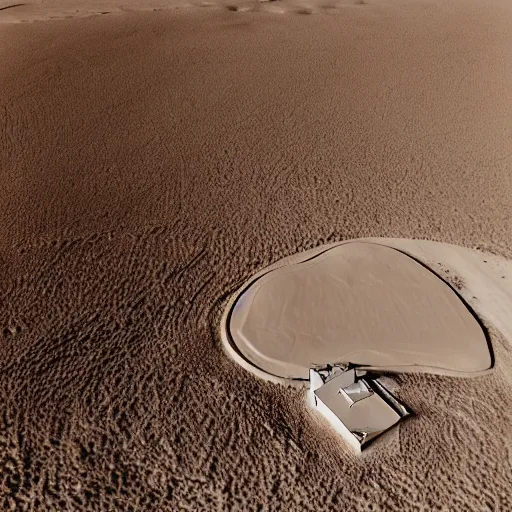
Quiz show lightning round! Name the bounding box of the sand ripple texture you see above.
[2,1,512,510]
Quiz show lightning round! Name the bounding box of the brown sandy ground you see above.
[1,2,512,510]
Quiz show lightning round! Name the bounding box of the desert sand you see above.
[226,241,492,380]
[2,0,512,510]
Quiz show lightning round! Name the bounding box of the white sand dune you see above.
[222,239,510,384]
[0,0,453,23]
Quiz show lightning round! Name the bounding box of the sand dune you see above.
[0,0,471,23]
[223,240,497,382]
[2,1,512,510]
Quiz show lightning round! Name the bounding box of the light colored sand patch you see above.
[0,0,370,22]
[222,239,500,382]
[367,238,512,351]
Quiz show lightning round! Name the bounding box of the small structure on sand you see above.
[221,240,492,452]
[309,365,409,452]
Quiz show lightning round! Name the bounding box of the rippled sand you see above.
[1,1,512,510]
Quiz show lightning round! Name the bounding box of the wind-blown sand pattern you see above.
[2,0,512,510]
[225,241,493,381]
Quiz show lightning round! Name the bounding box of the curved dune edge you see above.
[229,242,491,378]
[220,238,512,387]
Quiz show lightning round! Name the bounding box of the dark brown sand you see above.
[2,1,512,510]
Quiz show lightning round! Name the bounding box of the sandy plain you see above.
[1,0,512,510]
